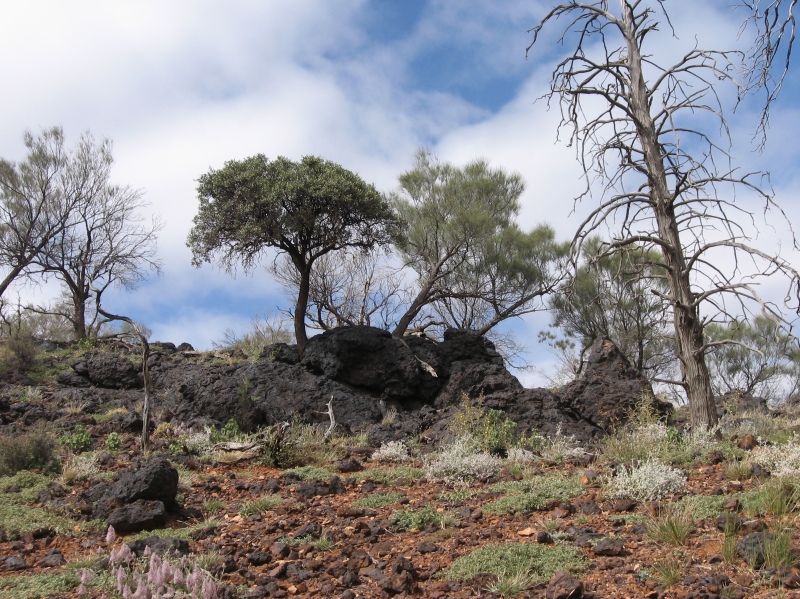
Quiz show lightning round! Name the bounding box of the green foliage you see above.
[105,432,121,452]
[0,573,77,599]
[60,425,92,453]
[544,236,673,378]
[651,557,684,587]
[0,427,58,476]
[646,505,696,546]
[705,316,800,402]
[188,154,398,350]
[0,334,39,375]
[239,495,284,517]
[449,394,518,454]
[484,475,583,516]
[481,409,517,454]
[212,418,242,442]
[0,472,79,538]
[392,505,454,531]
[739,477,800,518]
[390,149,568,336]
[444,542,587,584]
[352,492,404,509]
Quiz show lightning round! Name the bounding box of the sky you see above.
[1,1,799,386]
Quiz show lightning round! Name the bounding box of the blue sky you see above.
[1,1,799,385]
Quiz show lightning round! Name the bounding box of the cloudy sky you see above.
[1,1,799,384]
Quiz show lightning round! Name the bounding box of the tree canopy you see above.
[187,154,398,351]
[389,150,568,339]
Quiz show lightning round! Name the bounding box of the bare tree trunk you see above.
[72,296,87,340]
[622,4,718,429]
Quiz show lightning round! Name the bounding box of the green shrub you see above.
[646,505,695,545]
[392,505,454,531]
[60,425,92,453]
[481,409,517,454]
[282,465,333,481]
[0,335,39,375]
[239,495,284,517]
[353,492,404,509]
[444,542,587,584]
[484,475,583,516]
[0,427,58,476]
[105,432,121,452]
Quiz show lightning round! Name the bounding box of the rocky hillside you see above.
[0,328,798,599]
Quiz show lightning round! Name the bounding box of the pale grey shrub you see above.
[425,435,501,486]
[605,457,687,502]
[372,440,411,463]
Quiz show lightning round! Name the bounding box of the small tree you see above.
[187,155,398,352]
[31,132,162,340]
[390,150,567,338]
[273,248,410,332]
[705,316,800,401]
[0,128,96,299]
[546,237,675,379]
[528,1,800,428]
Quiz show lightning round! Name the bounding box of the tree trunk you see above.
[72,296,87,340]
[622,3,719,429]
[294,266,311,353]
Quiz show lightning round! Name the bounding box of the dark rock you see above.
[736,532,769,569]
[593,538,625,556]
[248,551,272,566]
[294,523,322,539]
[108,459,179,507]
[295,476,345,499]
[546,570,584,599]
[5,555,25,570]
[716,513,743,533]
[559,336,669,431]
[126,537,190,557]
[38,549,65,567]
[416,541,438,553]
[107,500,168,534]
[85,352,143,389]
[336,458,363,473]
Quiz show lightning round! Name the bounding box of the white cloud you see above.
[1,0,799,365]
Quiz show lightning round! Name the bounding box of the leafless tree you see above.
[0,128,98,299]
[740,0,798,141]
[95,300,154,452]
[273,248,411,332]
[30,133,162,340]
[528,1,800,428]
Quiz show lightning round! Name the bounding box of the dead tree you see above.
[94,301,154,452]
[528,1,800,428]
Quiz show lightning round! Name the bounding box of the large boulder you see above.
[107,500,168,534]
[301,326,439,401]
[60,352,142,390]
[559,337,668,431]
